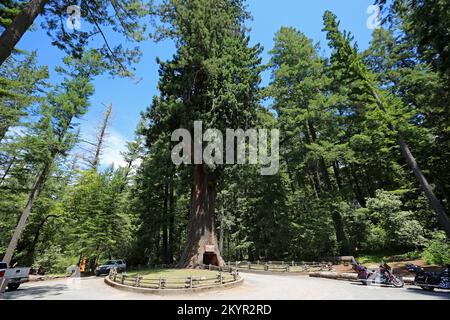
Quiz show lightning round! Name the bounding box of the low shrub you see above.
[421,232,450,266]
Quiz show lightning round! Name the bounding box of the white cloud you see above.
[5,126,27,138]
[101,128,128,169]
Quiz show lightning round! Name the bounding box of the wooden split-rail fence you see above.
[108,264,239,290]
[227,260,334,273]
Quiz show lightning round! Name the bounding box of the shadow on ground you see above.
[404,287,450,299]
[3,284,69,300]
[348,281,450,299]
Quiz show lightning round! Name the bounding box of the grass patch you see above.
[355,254,386,264]
[126,268,229,278]
[122,268,236,289]
[125,269,234,282]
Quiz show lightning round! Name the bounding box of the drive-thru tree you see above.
[144,0,262,267]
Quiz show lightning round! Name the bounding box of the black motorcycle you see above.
[406,264,450,291]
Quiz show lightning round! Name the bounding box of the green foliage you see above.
[362,190,426,251]
[0,51,49,142]
[0,0,23,30]
[377,0,450,79]
[2,3,449,271]
[62,169,133,260]
[31,245,76,274]
[41,0,154,77]
[422,232,450,266]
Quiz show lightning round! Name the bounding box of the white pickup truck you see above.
[0,261,31,291]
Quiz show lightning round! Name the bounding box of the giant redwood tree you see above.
[146,0,262,267]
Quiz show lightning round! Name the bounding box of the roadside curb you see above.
[28,275,69,282]
[308,271,415,284]
[104,276,244,295]
[28,275,99,282]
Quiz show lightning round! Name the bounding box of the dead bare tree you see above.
[83,104,112,170]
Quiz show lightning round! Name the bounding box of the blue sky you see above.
[16,0,376,168]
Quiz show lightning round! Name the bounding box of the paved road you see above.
[2,272,449,300]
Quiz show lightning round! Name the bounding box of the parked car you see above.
[0,261,31,291]
[95,260,126,276]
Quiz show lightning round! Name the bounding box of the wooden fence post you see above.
[135,275,141,287]
[120,274,124,284]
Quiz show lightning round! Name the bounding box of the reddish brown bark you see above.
[179,164,224,267]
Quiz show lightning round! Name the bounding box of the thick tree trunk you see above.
[284,159,297,193]
[308,120,349,254]
[0,0,48,66]
[2,161,51,265]
[168,181,175,264]
[370,88,450,238]
[162,183,169,263]
[179,164,224,267]
[331,211,350,255]
[219,192,225,253]
[322,162,348,255]
[309,173,319,199]
[333,161,343,191]
[364,170,376,198]
[154,226,160,263]
[350,164,366,206]
[398,135,450,238]
[23,214,57,265]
